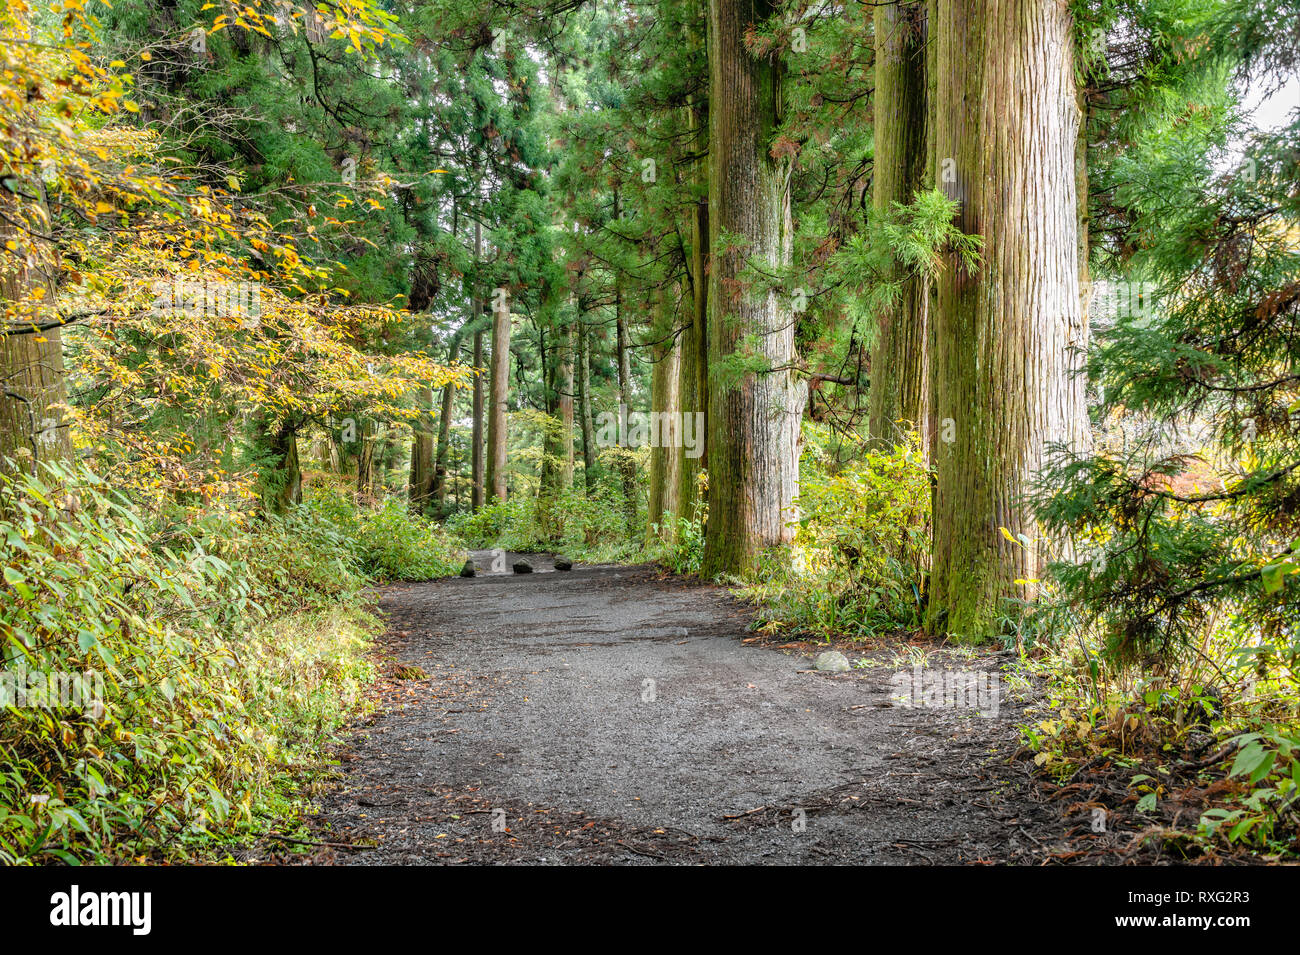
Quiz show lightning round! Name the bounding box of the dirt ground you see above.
[298,554,1075,865]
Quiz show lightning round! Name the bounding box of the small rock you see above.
[460,558,476,578]
[513,560,534,574]
[814,650,851,673]
[554,558,573,571]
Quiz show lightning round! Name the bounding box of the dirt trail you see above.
[308,554,1068,864]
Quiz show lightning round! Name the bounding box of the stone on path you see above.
[814,650,851,672]
[554,558,573,571]
[513,560,534,574]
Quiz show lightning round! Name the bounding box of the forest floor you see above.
[293,553,1079,865]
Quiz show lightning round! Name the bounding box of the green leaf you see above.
[1229,741,1267,779]
[1260,562,1288,594]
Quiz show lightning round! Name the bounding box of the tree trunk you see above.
[486,289,511,502]
[647,288,682,541]
[927,0,1086,638]
[408,386,434,514]
[0,175,70,476]
[471,221,486,511]
[357,420,385,503]
[559,320,575,489]
[265,419,302,514]
[432,334,462,514]
[701,0,807,577]
[866,1,930,452]
[678,94,710,521]
[578,317,598,493]
[614,275,637,536]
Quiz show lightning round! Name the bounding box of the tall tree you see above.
[701,0,807,576]
[677,82,710,522]
[647,285,682,538]
[866,2,931,451]
[471,223,487,511]
[486,288,512,502]
[577,315,598,492]
[558,318,576,488]
[926,0,1087,637]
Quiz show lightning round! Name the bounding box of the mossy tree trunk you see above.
[0,173,70,476]
[866,1,930,453]
[578,316,598,493]
[927,0,1086,638]
[647,286,681,541]
[701,0,806,577]
[678,93,710,521]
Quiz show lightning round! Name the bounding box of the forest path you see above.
[308,555,1066,864]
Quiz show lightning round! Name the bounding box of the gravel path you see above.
[308,554,1067,864]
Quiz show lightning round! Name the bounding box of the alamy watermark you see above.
[595,404,704,459]
[888,667,1000,717]
[1,665,105,719]
[149,278,262,327]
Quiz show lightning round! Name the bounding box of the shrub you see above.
[354,498,465,580]
[448,484,640,562]
[738,432,931,639]
[0,462,377,863]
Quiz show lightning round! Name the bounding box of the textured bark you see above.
[614,285,637,535]
[431,334,462,514]
[486,293,511,502]
[538,312,572,496]
[927,0,1087,637]
[471,222,485,511]
[678,95,710,520]
[408,385,434,514]
[647,289,682,540]
[266,420,302,514]
[0,180,70,475]
[578,318,598,493]
[866,2,930,452]
[356,420,381,503]
[559,320,575,489]
[701,0,807,577]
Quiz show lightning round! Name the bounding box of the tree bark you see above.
[678,93,710,521]
[356,420,381,503]
[471,222,486,510]
[408,385,434,514]
[559,318,575,489]
[431,334,462,514]
[647,287,682,541]
[0,172,70,475]
[578,317,598,493]
[927,0,1087,637]
[866,1,930,452]
[701,0,807,577]
[486,289,511,502]
[614,271,637,536]
[264,418,302,514]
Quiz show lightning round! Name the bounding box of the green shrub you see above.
[0,462,377,863]
[660,500,707,575]
[448,484,640,562]
[354,498,465,580]
[738,432,931,638]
